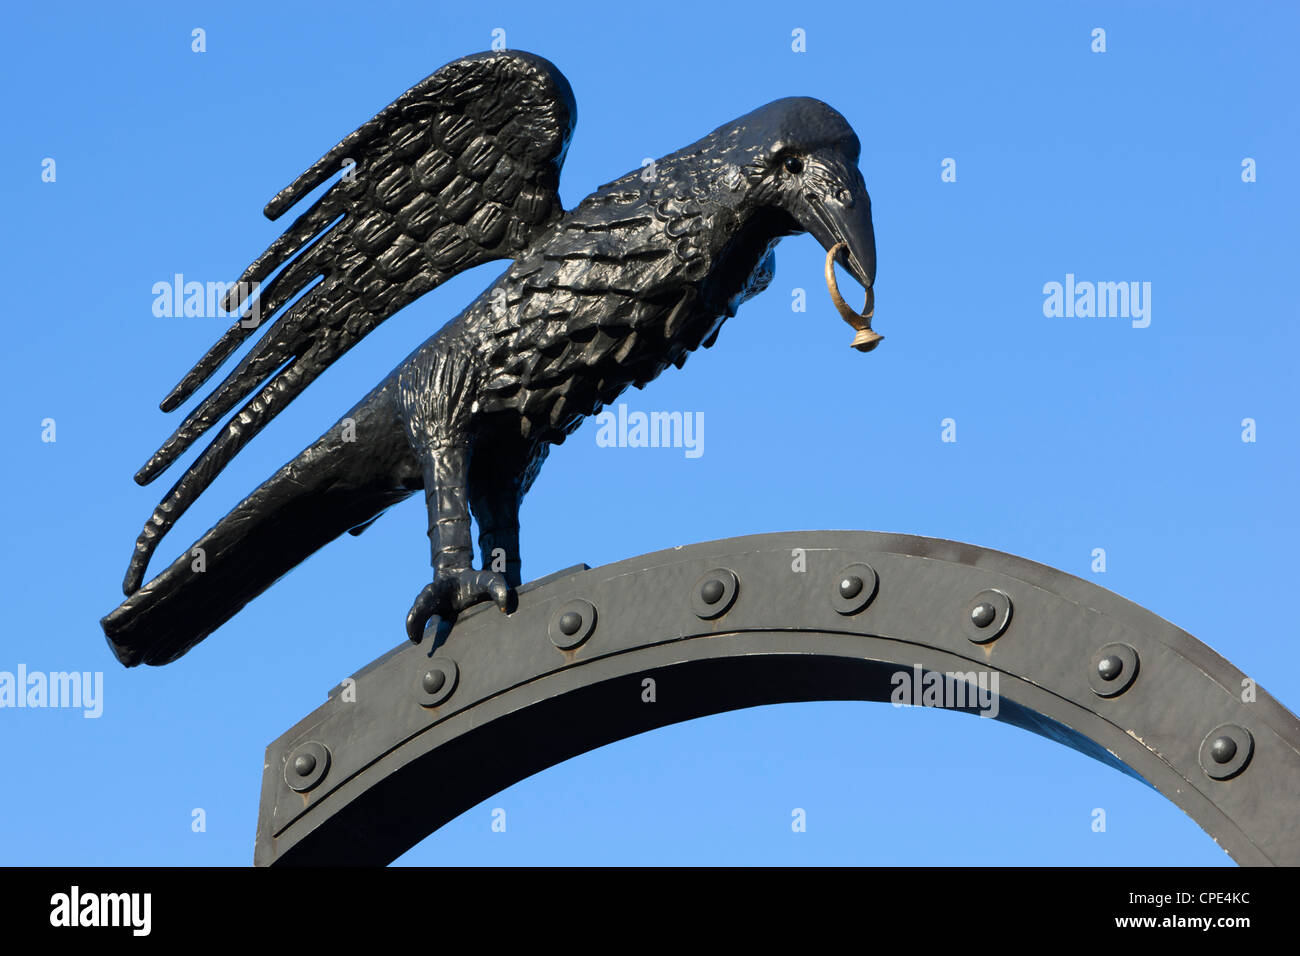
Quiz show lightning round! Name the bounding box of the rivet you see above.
[1199,724,1253,780]
[549,599,597,649]
[1097,655,1123,681]
[1089,643,1139,697]
[284,741,330,793]
[1209,736,1237,764]
[416,658,458,707]
[831,563,878,615]
[963,589,1012,643]
[691,569,738,619]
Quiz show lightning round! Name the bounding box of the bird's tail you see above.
[123,358,319,595]
[102,385,417,667]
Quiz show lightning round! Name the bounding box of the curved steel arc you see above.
[253,531,1300,866]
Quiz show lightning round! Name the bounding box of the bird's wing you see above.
[123,50,575,593]
[135,49,575,486]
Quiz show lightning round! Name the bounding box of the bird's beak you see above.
[795,154,880,351]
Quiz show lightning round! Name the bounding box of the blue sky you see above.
[2,0,1296,865]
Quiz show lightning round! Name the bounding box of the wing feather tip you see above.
[133,460,160,486]
[121,571,140,598]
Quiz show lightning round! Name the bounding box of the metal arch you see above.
[253,531,1300,866]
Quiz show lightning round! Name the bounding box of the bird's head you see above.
[707,97,878,345]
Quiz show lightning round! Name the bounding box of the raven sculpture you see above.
[102,50,878,667]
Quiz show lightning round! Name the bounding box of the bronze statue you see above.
[102,50,878,666]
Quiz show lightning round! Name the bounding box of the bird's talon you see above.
[405,569,513,640]
[406,583,440,644]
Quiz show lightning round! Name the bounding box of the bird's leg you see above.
[406,443,511,644]
[478,522,522,588]
[471,486,523,589]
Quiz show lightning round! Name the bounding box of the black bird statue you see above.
[102,50,879,666]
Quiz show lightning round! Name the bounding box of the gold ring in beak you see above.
[825,241,882,353]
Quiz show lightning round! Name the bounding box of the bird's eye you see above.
[783,155,804,175]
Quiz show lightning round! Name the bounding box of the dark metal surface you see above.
[101,49,879,666]
[253,530,1300,866]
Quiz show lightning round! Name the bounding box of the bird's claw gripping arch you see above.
[406,569,514,644]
